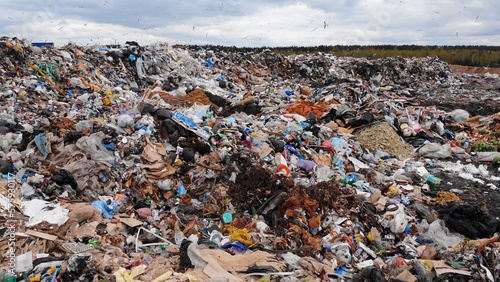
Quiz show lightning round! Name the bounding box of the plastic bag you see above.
[22,199,69,226]
[63,160,108,193]
[447,109,470,122]
[281,252,301,265]
[76,133,115,164]
[117,114,135,128]
[91,200,117,219]
[75,120,93,132]
[297,159,316,173]
[34,132,49,157]
[187,241,207,270]
[417,219,463,248]
[418,143,451,159]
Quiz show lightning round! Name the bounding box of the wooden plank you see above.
[25,230,57,241]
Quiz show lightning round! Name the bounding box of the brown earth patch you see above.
[450,64,500,76]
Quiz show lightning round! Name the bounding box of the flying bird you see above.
[323,21,328,29]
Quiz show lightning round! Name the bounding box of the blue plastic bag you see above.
[34,132,49,157]
[92,200,117,219]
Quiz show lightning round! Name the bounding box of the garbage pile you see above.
[1,36,500,281]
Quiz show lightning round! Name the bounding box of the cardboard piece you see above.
[432,260,471,277]
[435,268,471,276]
[141,162,166,171]
[117,216,143,227]
[395,269,417,282]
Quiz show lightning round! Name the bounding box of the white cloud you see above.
[1,0,499,46]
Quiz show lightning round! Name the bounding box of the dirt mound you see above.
[184,89,220,108]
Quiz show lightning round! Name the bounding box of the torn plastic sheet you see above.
[21,199,69,227]
[348,156,370,171]
[171,111,211,140]
[458,173,485,184]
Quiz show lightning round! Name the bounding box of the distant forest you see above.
[184,45,500,68]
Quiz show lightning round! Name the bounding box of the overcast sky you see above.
[1,0,498,47]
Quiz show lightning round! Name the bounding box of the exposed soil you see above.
[450,64,500,76]
[429,166,500,218]
[434,99,500,117]
[184,89,220,109]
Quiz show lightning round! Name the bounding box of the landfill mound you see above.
[0,37,500,281]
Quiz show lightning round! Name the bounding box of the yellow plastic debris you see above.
[29,274,41,282]
[151,271,173,282]
[102,96,111,106]
[114,265,146,282]
[419,260,434,272]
